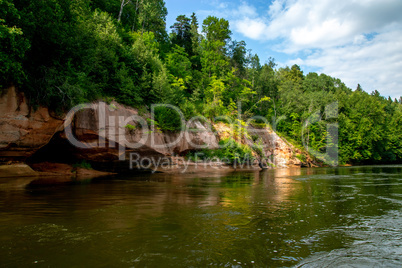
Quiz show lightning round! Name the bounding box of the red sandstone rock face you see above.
[0,86,64,162]
[67,101,219,159]
[0,86,305,171]
[0,87,220,167]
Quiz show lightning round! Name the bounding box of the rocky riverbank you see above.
[1,86,313,177]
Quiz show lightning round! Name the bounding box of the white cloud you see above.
[232,2,258,17]
[199,1,257,19]
[234,18,267,39]
[196,0,402,97]
[298,28,402,98]
[228,0,402,98]
[238,0,402,48]
[268,0,285,18]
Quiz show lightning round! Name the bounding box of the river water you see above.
[0,166,401,267]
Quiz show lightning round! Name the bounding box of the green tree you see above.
[229,40,248,78]
[200,16,231,78]
[170,15,192,56]
[164,45,192,101]
[0,0,30,89]
[251,59,278,117]
[246,53,261,89]
[129,31,170,104]
[202,16,231,44]
[137,0,168,43]
[190,12,201,59]
[204,76,227,118]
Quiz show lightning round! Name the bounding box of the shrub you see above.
[153,105,184,132]
[180,101,197,119]
[295,153,307,162]
[73,160,92,170]
[186,138,254,165]
[125,124,136,134]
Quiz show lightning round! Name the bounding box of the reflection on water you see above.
[0,166,401,267]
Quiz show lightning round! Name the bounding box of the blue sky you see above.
[165,0,402,99]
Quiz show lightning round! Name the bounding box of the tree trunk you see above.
[118,0,131,23]
[131,0,141,31]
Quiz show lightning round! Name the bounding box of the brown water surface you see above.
[0,166,401,267]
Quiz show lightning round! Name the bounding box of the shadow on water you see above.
[0,166,401,267]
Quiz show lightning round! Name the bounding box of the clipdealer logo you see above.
[64,101,339,171]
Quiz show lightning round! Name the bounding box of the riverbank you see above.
[0,163,115,179]
[1,86,310,177]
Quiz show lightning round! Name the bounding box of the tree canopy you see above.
[0,0,400,165]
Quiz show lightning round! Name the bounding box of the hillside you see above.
[1,0,401,165]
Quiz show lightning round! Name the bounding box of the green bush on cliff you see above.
[295,153,307,163]
[186,138,254,165]
[153,105,184,132]
[125,124,136,134]
[73,160,92,170]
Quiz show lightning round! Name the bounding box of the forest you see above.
[1,0,401,165]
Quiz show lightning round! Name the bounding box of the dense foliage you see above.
[186,138,254,165]
[1,0,401,165]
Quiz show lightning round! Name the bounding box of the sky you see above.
[165,0,402,99]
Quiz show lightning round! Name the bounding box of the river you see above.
[0,165,401,267]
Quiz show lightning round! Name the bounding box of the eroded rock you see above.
[0,86,64,162]
[0,86,305,174]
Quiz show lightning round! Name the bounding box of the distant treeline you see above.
[1,0,401,164]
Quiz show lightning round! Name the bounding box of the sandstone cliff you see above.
[0,86,304,174]
[0,86,64,162]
